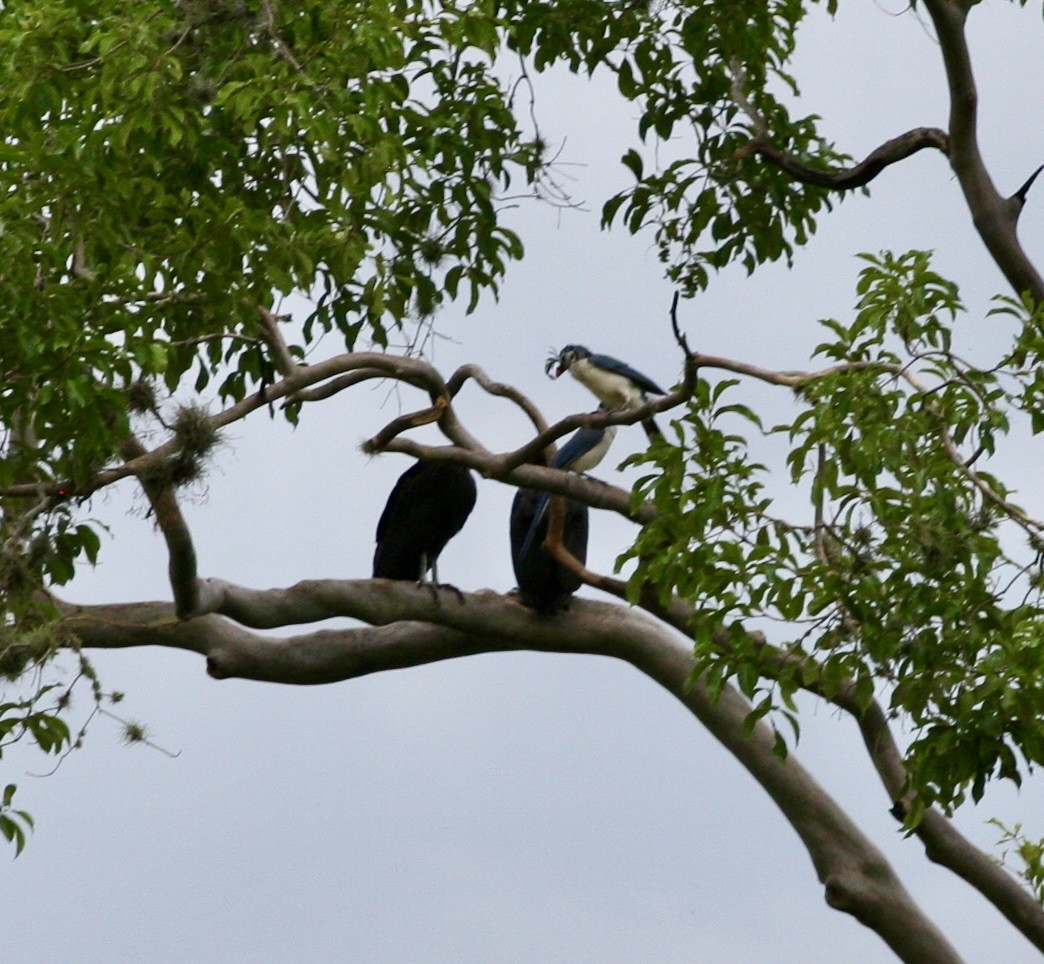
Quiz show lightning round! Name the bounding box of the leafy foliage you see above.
[992,819,1044,906]
[0,685,71,855]
[0,0,541,492]
[0,0,1040,886]
[503,0,847,291]
[628,251,1044,814]
[0,0,546,845]
[1,783,36,857]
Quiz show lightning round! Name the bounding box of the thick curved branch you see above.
[289,367,391,403]
[5,347,689,508]
[1,351,480,500]
[921,0,1044,303]
[362,396,450,452]
[758,645,1044,954]
[741,127,950,191]
[446,364,549,437]
[616,578,1044,956]
[61,585,960,962]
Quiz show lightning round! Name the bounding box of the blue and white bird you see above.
[518,410,616,560]
[546,344,665,440]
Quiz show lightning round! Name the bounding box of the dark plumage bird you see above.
[518,411,616,560]
[510,459,589,615]
[511,409,617,612]
[546,344,665,440]
[373,460,477,587]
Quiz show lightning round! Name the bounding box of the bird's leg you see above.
[430,556,466,603]
[418,555,465,604]
[417,553,441,602]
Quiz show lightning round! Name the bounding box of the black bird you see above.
[373,460,477,587]
[510,475,589,615]
[518,411,616,559]
[510,416,611,616]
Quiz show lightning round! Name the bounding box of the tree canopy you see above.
[2,0,1044,959]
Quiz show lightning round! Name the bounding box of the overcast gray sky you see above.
[4,4,1044,962]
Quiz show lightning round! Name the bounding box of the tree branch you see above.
[921,0,1044,303]
[1,352,481,500]
[254,305,298,379]
[759,644,1044,955]
[60,584,962,961]
[446,363,549,437]
[740,128,950,191]
[549,552,1044,956]
[119,434,199,618]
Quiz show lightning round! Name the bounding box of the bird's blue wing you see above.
[552,425,605,469]
[522,421,612,555]
[521,426,601,555]
[587,352,665,396]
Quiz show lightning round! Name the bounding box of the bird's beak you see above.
[544,355,563,379]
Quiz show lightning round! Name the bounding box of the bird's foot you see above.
[435,582,466,604]
[418,581,466,604]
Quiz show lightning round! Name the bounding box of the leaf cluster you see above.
[0,0,541,493]
[503,0,847,290]
[991,819,1044,906]
[626,251,1044,813]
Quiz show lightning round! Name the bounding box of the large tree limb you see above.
[81,568,1044,953]
[544,555,1044,956]
[753,641,1044,954]
[920,0,1044,303]
[60,585,962,962]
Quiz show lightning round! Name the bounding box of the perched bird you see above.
[546,344,665,439]
[510,457,589,615]
[519,411,616,560]
[372,460,477,588]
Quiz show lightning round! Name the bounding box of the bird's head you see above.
[544,344,590,379]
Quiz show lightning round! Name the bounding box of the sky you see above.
[4,3,1044,962]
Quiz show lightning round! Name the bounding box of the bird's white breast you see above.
[570,357,644,409]
[570,425,617,473]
